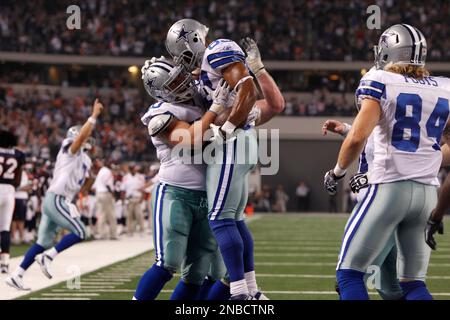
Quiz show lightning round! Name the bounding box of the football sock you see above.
[133,264,173,300]
[399,281,432,300]
[336,269,369,300]
[209,219,245,283]
[197,277,216,300]
[0,231,11,253]
[236,220,254,272]
[244,271,258,295]
[230,279,249,296]
[54,233,82,253]
[170,280,202,300]
[207,280,231,300]
[19,243,45,271]
[46,248,58,260]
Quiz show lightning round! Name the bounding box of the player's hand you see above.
[240,37,265,77]
[425,211,444,250]
[209,79,231,115]
[322,120,348,136]
[91,98,104,118]
[349,173,369,193]
[324,170,345,195]
[209,123,236,144]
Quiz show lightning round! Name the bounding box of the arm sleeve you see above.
[205,40,246,71]
[355,70,386,107]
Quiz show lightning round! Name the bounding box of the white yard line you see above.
[0,233,154,300]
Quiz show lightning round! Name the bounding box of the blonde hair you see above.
[384,62,430,79]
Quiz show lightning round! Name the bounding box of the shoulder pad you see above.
[206,39,246,70]
[147,113,174,137]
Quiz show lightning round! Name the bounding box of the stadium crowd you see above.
[0,87,155,162]
[0,0,449,61]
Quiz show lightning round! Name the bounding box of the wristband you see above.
[254,66,268,78]
[221,121,237,135]
[88,117,97,125]
[333,164,347,177]
[341,123,351,137]
[209,103,224,115]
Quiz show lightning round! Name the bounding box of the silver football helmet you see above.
[66,125,94,150]
[141,56,196,103]
[165,18,209,71]
[374,24,427,70]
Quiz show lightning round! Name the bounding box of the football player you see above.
[166,19,284,299]
[322,119,402,300]
[324,24,450,300]
[0,129,26,274]
[133,56,230,300]
[6,99,103,290]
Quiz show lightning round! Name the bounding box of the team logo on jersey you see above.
[175,24,193,43]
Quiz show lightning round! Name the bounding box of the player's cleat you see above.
[5,275,31,291]
[253,291,269,300]
[0,263,9,274]
[35,253,53,279]
[229,294,255,300]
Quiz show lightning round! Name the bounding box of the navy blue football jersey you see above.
[0,147,25,185]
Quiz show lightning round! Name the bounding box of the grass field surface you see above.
[18,214,450,300]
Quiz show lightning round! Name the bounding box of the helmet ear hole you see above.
[383,54,388,61]
[193,37,198,43]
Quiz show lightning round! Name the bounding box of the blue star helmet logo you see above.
[175,24,193,43]
[146,77,156,90]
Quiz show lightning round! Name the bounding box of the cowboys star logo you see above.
[146,77,156,90]
[175,24,193,43]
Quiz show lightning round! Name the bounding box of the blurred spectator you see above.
[273,185,289,213]
[296,181,310,212]
[93,159,118,240]
[121,164,146,236]
[1,1,449,62]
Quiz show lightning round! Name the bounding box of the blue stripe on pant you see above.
[209,140,236,221]
[154,184,166,267]
[337,184,378,270]
[37,192,86,249]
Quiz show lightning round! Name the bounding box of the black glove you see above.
[349,173,369,193]
[425,213,444,250]
[324,170,345,195]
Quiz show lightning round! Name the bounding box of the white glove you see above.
[209,123,236,144]
[209,79,231,115]
[240,37,266,78]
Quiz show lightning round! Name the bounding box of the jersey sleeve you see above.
[355,68,386,106]
[205,39,246,71]
[141,102,176,125]
[61,138,77,156]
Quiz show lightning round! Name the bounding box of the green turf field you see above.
[10,243,31,258]
[18,214,450,300]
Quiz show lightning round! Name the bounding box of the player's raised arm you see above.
[221,61,257,133]
[240,37,285,125]
[70,99,104,155]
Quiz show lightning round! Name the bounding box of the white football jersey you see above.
[200,38,259,127]
[356,67,450,185]
[141,101,206,191]
[47,138,92,200]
